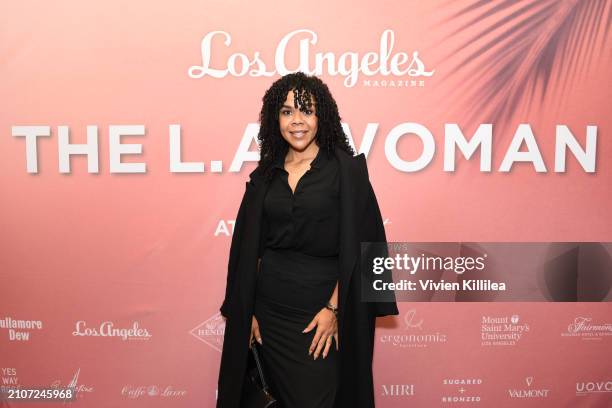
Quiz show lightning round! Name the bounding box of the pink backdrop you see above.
[1,0,611,407]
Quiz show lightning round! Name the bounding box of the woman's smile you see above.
[290,130,308,138]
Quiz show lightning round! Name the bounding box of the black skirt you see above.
[254,248,339,408]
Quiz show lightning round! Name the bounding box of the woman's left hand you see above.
[302,308,338,359]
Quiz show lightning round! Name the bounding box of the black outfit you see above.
[218,146,399,408]
[254,147,339,408]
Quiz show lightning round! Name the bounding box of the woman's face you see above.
[278,89,318,152]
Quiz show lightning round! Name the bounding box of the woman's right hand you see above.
[249,315,262,348]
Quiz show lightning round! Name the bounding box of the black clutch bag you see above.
[240,342,278,408]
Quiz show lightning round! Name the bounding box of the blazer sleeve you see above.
[219,181,249,318]
[358,156,400,318]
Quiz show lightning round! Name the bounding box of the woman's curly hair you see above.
[256,71,355,180]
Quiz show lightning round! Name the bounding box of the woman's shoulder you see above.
[333,147,368,181]
[246,165,264,189]
[334,146,365,164]
[246,161,273,187]
[248,165,262,180]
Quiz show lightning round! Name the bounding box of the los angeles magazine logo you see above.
[188,29,434,88]
[72,321,152,341]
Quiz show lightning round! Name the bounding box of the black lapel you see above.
[237,168,270,317]
[335,147,368,316]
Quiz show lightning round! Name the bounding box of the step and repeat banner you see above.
[1,1,611,407]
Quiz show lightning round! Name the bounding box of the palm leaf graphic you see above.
[439,0,612,129]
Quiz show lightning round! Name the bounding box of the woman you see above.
[217,72,398,408]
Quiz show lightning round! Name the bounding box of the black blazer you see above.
[217,146,399,408]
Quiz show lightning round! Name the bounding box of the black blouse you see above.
[260,147,340,258]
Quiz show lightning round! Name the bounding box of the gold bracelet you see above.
[325,302,338,317]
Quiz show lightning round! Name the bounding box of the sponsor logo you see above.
[575,380,612,395]
[379,309,447,348]
[1,368,93,401]
[381,384,415,397]
[1,367,20,393]
[507,376,550,398]
[121,385,187,399]
[562,317,612,340]
[191,312,225,352]
[481,314,529,346]
[51,368,94,400]
[441,378,482,403]
[0,316,43,341]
